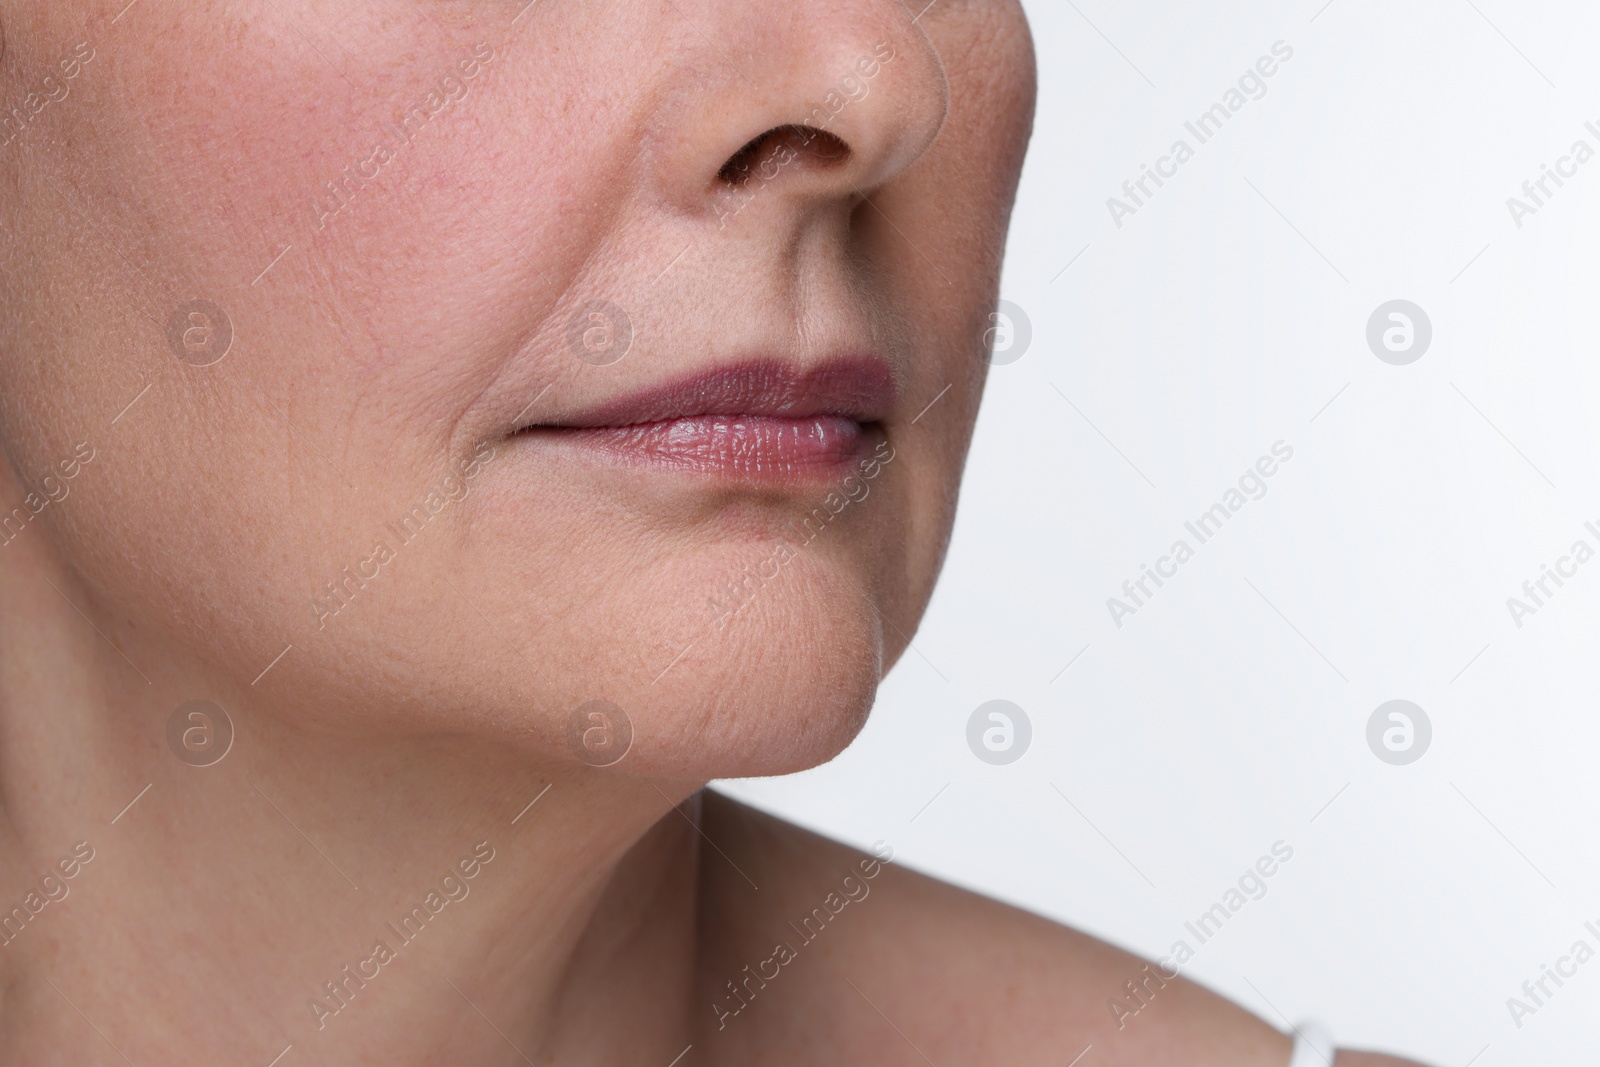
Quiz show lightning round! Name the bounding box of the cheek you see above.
[79,11,518,369]
[29,8,607,462]
[130,12,608,395]
[0,6,671,732]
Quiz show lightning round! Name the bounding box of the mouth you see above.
[514,357,896,480]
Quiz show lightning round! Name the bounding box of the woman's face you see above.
[0,0,1034,777]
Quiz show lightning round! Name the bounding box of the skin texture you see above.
[0,2,1430,1064]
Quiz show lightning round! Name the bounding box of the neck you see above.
[0,531,703,1066]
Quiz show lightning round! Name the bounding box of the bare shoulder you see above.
[690,791,1429,1067]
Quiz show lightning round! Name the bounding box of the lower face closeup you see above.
[0,0,1035,778]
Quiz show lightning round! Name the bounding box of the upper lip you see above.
[526,356,898,429]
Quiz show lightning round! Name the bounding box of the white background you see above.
[715,1,1600,1064]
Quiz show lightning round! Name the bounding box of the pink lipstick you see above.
[518,358,895,480]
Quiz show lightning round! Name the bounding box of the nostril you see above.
[717,125,851,186]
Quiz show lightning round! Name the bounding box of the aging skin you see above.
[0,2,1423,1065]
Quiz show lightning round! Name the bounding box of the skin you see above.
[0,1,1429,1064]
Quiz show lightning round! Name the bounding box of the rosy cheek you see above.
[120,15,518,385]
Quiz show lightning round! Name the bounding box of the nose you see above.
[647,1,950,221]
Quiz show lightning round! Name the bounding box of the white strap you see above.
[1288,1021,1336,1067]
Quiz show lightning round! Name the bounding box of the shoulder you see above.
[693,791,1309,1067]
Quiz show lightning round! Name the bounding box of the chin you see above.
[600,563,888,781]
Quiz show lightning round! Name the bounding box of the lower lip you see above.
[525,414,872,477]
